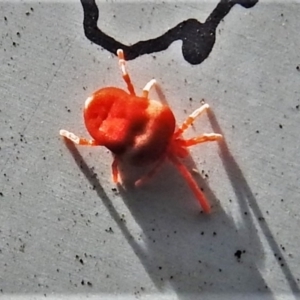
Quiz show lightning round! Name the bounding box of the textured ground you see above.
[0,1,300,299]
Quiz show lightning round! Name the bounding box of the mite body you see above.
[60,49,222,213]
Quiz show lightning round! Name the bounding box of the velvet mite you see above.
[60,49,222,213]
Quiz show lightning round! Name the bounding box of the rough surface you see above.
[0,1,300,299]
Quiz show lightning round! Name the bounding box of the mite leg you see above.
[184,133,222,147]
[175,103,210,137]
[111,156,119,183]
[60,130,99,146]
[168,154,211,213]
[117,49,135,95]
[135,155,166,187]
[142,79,157,99]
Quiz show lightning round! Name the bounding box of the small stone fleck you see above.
[234,250,246,261]
[105,227,114,233]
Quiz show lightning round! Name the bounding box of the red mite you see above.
[60,49,222,213]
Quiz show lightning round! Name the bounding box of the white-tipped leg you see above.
[175,103,210,137]
[184,133,222,147]
[117,49,135,95]
[142,79,157,99]
[59,129,98,146]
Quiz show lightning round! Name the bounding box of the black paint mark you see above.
[81,0,259,65]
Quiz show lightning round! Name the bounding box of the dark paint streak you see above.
[80,0,259,65]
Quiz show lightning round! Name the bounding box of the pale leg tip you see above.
[112,175,119,184]
[59,129,67,136]
[117,49,124,58]
[135,179,142,188]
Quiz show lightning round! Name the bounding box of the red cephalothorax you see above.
[60,49,222,213]
[83,87,176,165]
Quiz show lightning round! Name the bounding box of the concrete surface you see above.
[0,1,300,299]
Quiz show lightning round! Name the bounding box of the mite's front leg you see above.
[60,129,99,146]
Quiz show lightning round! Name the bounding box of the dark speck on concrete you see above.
[234,250,246,261]
[105,227,114,233]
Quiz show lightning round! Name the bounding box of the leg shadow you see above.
[207,110,300,297]
[62,118,276,299]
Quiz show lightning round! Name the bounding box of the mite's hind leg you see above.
[117,49,135,95]
[111,156,119,183]
[175,103,210,137]
[168,154,211,214]
[135,154,166,187]
[142,79,157,99]
[184,133,222,147]
[60,130,99,146]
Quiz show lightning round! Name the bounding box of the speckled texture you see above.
[0,1,300,299]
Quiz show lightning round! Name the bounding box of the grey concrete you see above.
[0,1,300,299]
